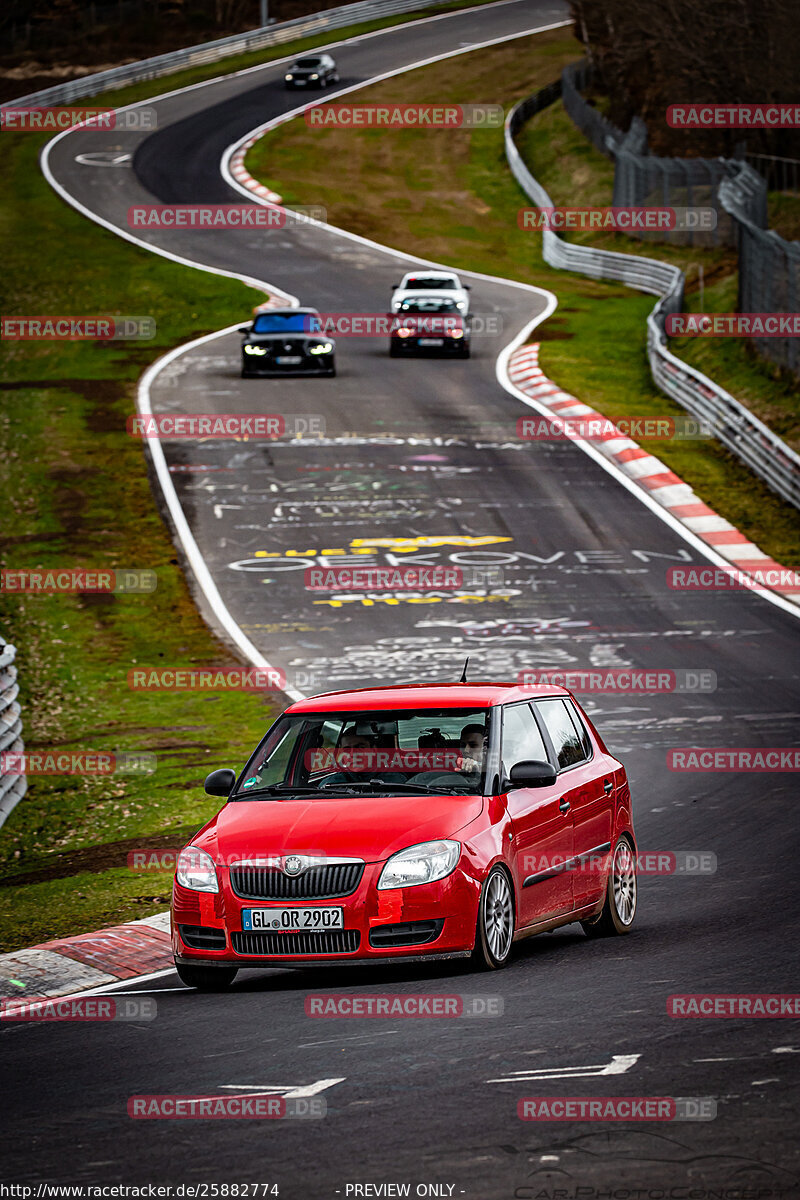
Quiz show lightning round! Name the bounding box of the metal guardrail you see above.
[0,0,458,110]
[506,84,800,513]
[0,635,26,831]
[719,168,800,379]
[560,60,766,249]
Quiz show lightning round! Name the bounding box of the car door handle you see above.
[559,797,571,813]
[603,779,613,795]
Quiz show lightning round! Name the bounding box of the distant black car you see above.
[240,308,336,377]
[389,297,471,359]
[284,54,339,90]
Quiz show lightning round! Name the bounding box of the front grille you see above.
[232,929,360,957]
[369,920,444,949]
[179,924,227,950]
[230,862,364,900]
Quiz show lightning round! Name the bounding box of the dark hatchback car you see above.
[240,308,336,378]
[389,297,471,359]
[284,54,339,89]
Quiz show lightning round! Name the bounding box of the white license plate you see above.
[242,906,343,931]
[276,355,303,365]
[295,80,307,86]
[419,338,444,347]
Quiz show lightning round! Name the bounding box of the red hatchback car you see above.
[172,683,637,989]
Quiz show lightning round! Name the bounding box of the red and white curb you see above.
[229,135,283,206]
[0,912,173,1001]
[508,344,800,605]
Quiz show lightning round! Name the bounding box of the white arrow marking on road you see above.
[487,1053,640,1083]
[220,1078,345,1098]
[75,152,132,166]
[213,504,243,519]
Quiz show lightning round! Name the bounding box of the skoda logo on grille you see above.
[284,855,304,876]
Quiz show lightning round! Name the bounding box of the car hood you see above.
[244,333,319,343]
[194,792,484,864]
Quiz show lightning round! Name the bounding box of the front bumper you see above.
[172,860,480,966]
[242,355,334,376]
[390,336,469,355]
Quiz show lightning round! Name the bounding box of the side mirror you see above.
[508,759,557,788]
[391,282,400,289]
[204,768,236,797]
[464,283,472,290]
[238,325,250,334]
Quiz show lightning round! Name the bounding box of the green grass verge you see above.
[0,107,280,956]
[245,28,800,566]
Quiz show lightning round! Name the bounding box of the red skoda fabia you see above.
[172,683,637,989]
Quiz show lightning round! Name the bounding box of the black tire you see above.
[458,346,471,359]
[175,962,238,991]
[389,343,401,358]
[472,865,515,971]
[581,835,637,938]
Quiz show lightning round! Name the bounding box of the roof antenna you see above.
[459,657,469,684]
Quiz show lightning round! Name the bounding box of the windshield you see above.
[404,276,456,290]
[233,708,492,798]
[295,58,322,68]
[399,298,460,313]
[251,312,320,333]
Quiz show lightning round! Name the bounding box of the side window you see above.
[566,700,593,760]
[536,699,587,770]
[501,703,548,775]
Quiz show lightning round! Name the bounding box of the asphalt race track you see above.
[4,2,800,1195]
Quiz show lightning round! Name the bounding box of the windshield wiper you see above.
[232,784,322,800]
[317,779,479,796]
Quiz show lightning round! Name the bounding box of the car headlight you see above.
[377,839,460,890]
[396,327,414,338]
[308,341,333,355]
[176,846,219,893]
[456,301,466,310]
[449,328,465,339]
[244,344,267,355]
[285,74,293,80]
[310,73,319,79]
